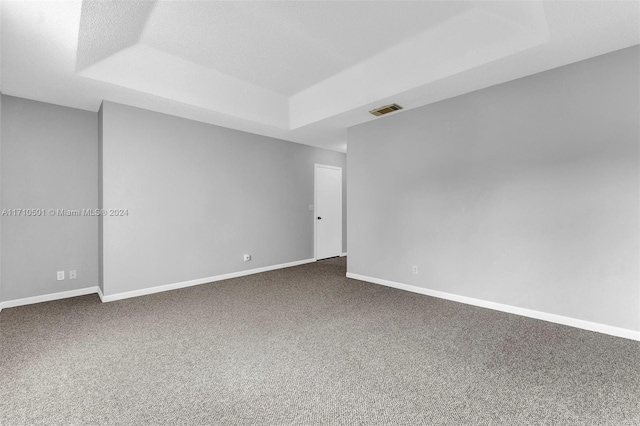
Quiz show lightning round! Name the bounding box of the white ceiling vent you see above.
[369,103,403,116]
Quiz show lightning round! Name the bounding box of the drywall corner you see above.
[98,102,104,294]
[0,93,3,304]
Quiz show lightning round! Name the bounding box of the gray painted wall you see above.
[101,101,346,296]
[98,103,104,294]
[347,46,639,331]
[1,95,99,301]
[0,94,3,303]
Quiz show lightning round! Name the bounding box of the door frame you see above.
[314,164,343,260]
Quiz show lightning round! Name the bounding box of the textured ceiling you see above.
[140,1,469,96]
[2,1,639,153]
[76,0,155,71]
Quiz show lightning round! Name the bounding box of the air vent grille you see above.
[369,103,403,116]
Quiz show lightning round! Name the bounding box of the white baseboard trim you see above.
[100,258,316,303]
[341,252,348,257]
[97,286,105,302]
[0,287,100,311]
[346,272,640,342]
[0,259,317,310]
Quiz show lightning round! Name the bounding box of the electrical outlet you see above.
[412,265,418,275]
[69,270,77,279]
[243,254,251,262]
[57,271,65,281]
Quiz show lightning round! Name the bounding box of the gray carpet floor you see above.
[1,257,639,425]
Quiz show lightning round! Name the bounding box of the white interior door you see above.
[315,164,342,260]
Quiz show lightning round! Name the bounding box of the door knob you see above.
[317,217,322,220]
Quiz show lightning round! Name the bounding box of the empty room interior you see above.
[1,1,639,424]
